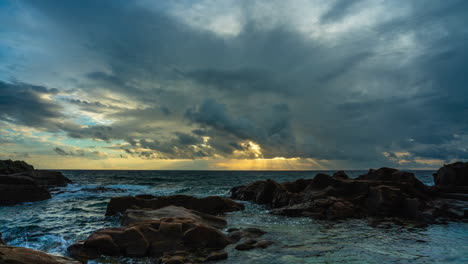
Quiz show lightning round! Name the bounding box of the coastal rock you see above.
[0,246,80,264]
[0,160,72,206]
[433,162,468,189]
[68,218,232,261]
[106,194,244,216]
[0,175,51,205]
[234,239,274,251]
[0,232,5,245]
[0,159,72,188]
[121,205,227,229]
[231,166,466,224]
[227,227,267,242]
[0,159,34,174]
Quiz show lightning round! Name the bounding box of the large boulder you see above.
[433,162,468,189]
[68,217,232,261]
[106,194,244,216]
[121,205,228,229]
[0,246,80,264]
[0,175,51,205]
[0,159,34,174]
[0,160,72,188]
[0,160,72,206]
[231,167,466,224]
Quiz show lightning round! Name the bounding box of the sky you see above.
[0,0,467,170]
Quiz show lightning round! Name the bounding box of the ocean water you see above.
[0,170,467,264]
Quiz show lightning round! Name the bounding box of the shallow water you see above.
[1,170,467,263]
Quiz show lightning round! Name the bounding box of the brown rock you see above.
[122,205,227,229]
[254,240,274,249]
[0,246,80,264]
[230,167,462,225]
[204,251,228,262]
[68,218,232,260]
[0,175,51,205]
[183,225,231,249]
[433,162,468,189]
[106,195,244,216]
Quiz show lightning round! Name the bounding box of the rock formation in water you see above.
[69,197,271,263]
[106,194,245,216]
[0,232,80,264]
[231,165,467,224]
[0,160,72,206]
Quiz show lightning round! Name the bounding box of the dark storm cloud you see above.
[187,68,291,95]
[0,81,63,129]
[1,0,467,166]
[53,146,108,159]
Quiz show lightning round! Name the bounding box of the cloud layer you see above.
[0,0,467,169]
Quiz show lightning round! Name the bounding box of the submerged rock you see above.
[106,194,244,216]
[231,166,467,224]
[0,245,80,264]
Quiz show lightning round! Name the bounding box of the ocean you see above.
[0,170,467,263]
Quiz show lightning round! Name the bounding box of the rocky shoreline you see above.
[0,160,466,263]
[0,160,72,206]
[231,166,467,226]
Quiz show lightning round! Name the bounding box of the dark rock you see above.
[235,239,257,251]
[0,175,51,205]
[0,246,81,264]
[231,166,467,225]
[254,240,275,249]
[433,162,468,189]
[106,194,244,216]
[204,251,228,261]
[332,170,349,179]
[0,160,72,188]
[122,205,227,229]
[68,218,232,260]
[0,160,72,206]
[235,239,273,251]
[0,232,5,245]
[227,227,266,242]
[0,159,34,174]
[183,225,231,249]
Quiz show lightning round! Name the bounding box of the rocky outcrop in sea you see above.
[231,165,468,225]
[0,160,72,205]
[68,196,270,263]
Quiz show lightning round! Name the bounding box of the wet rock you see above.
[0,175,51,205]
[0,160,72,206]
[433,162,468,190]
[254,240,275,249]
[0,160,72,188]
[203,251,228,262]
[0,159,34,174]
[234,239,274,251]
[0,232,5,245]
[227,227,266,242]
[106,194,244,216]
[332,170,349,179]
[68,218,232,260]
[0,246,81,264]
[122,205,227,229]
[235,239,257,251]
[231,166,467,225]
